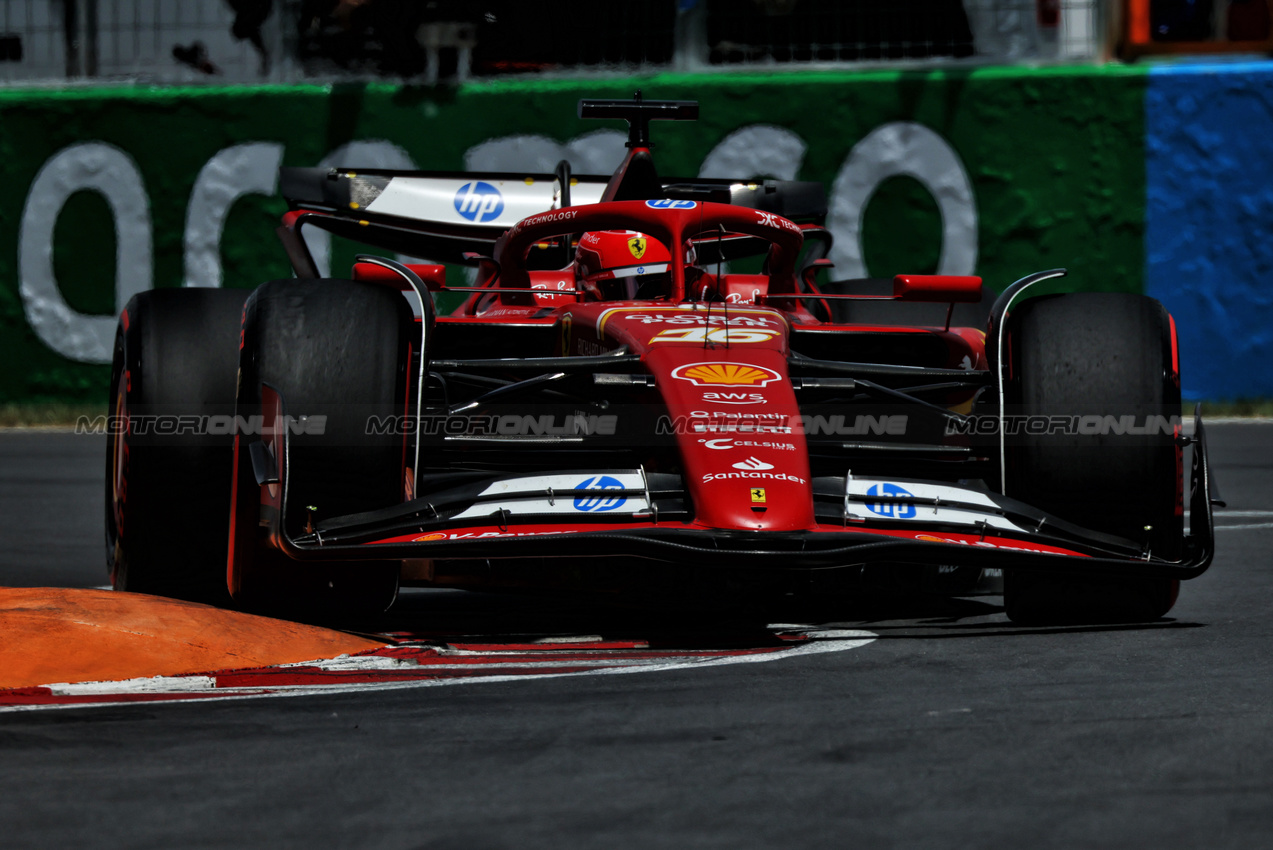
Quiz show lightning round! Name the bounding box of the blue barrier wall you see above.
[1146,62,1273,401]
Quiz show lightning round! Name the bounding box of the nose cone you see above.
[644,346,815,531]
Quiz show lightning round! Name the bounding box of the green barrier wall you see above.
[0,66,1146,403]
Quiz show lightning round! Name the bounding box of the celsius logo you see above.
[732,457,774,471]
[699,438,797,451]
[573,475,627,512]
[454,181,505,223]
[645,199,697,210]
[865,483,917,519]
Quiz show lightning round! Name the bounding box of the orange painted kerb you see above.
[0,587,385,690]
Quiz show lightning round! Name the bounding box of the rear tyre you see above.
[229,279,412,617]
[106,287,249,605]
[1002,293,1182,624]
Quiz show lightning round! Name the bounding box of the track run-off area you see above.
[2,423,1272,848]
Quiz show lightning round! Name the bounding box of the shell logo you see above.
[672,362,781,387]
[413,532,448,542]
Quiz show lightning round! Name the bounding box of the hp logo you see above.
[454,182,505,223]
[865,483,916,519]
[645,199,697,210]
[573,475,627,512]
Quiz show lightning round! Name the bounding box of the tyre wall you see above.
[0,63,1263,402]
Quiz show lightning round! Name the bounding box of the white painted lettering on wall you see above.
[826,121,978,278]
[16,124,978,364]
[183,141,284,289]
[19,142,152,364]
[697,124,807,181]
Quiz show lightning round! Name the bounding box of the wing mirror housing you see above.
[893,274,983,303]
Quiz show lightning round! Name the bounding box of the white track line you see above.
[1198,418,1273,425]
[2,629,878,713]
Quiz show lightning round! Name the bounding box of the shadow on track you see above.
[292,585,1203,650]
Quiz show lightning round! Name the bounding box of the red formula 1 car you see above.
[106,96,1217,623]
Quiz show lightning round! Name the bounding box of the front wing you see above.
[251,410,1217,583]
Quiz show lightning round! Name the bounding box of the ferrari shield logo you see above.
[750,488,767,504]
[559,313,572,354]
[627,236,647,260]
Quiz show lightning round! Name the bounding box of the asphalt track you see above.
[2,424,1272,849]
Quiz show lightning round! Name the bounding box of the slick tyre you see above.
[1002,293,1182,624]
[229,279,412,617]
[106,287,249,605]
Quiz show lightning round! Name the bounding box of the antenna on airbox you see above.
[578,91,699,148]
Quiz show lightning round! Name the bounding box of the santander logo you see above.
[732,457,774,471]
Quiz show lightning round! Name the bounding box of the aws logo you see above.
[702,391,766,405]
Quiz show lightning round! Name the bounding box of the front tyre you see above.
[1002,293,1182,624]
[228,279,412,617]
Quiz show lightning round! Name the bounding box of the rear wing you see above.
[278,166,828,273]
[278,93,828,276]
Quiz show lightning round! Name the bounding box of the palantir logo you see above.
[573,475,627,512]
[865,482,916,519]
[454,181,505,223]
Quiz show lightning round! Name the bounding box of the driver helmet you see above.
[575,230,673,301]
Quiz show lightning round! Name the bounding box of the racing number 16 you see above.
[651,327,778,344]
